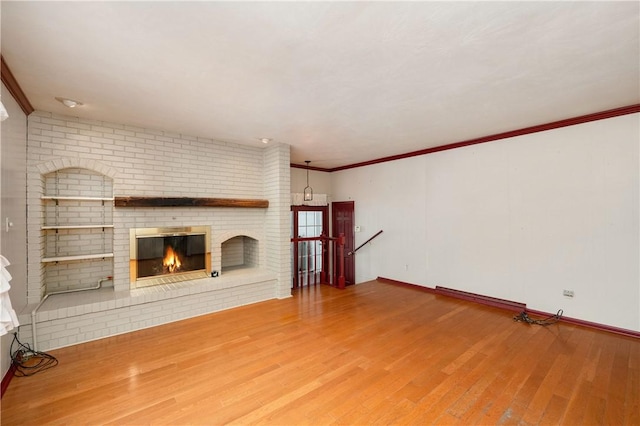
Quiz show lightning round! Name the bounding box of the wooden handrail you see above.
[349,230,383,256]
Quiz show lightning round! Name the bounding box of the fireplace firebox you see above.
[130,226,211,288]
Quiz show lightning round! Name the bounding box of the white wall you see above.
[1,84,28,379]
[332,114,639,331]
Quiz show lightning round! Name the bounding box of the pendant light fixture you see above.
[303,160,313,201]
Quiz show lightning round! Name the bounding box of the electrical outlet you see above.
[563,289,574,297]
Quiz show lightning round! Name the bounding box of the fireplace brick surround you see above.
[21,111,291,351]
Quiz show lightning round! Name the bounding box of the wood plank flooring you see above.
[1,280,638,425]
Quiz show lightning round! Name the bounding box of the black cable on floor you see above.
[9,332,58,377]
[513,309,563,326]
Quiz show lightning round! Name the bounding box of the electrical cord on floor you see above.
[9,332,58,377]
[513,309,563,326]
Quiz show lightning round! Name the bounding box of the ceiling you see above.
[2,2,638,170]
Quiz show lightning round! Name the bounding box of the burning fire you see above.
[163,246,182,273]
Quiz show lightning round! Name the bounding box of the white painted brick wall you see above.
[263,144,292,298]
[44,167,113,197]
[244,236,259,267]
[24,111,291,350]
[220,236,259,269]
[221,237,244,268]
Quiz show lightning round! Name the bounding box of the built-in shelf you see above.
[42,196,115,201]
[42,225,114,230]
[41,169,115,295]
[42,253,114,263]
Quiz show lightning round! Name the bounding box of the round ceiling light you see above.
[55,97,83,108]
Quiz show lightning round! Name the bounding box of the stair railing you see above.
[348,230,383,256]
[291,233,346,289]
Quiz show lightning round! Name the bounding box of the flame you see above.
[163,246,182,273]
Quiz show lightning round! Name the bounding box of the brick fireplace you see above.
[23,111,291,351]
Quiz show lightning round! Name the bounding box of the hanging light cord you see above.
[305,161,310,186]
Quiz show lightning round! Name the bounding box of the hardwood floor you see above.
[1,280,638,425]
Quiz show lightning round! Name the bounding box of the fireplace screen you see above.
[130,226,210,287]
[137,234,205,278]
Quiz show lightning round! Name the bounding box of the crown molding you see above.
[290,163,332,172]
[322,104,640,172]
[1,56,34,116]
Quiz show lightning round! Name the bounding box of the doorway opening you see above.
[291,206,328,288]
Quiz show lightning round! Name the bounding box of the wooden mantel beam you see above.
[114,197,269,208]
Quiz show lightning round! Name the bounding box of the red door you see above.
[332,201,355,286]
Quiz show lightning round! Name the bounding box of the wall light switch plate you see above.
[354,225,361,232]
